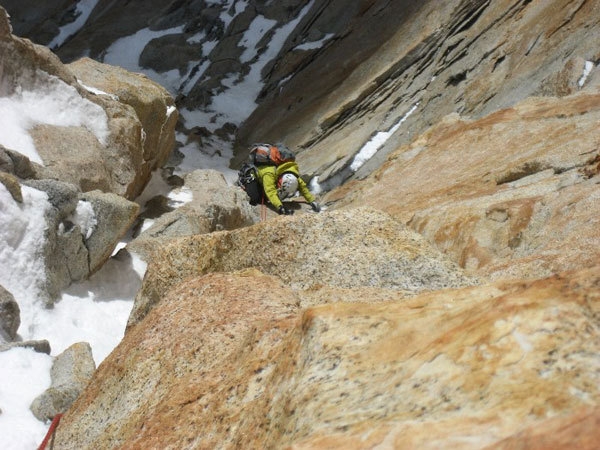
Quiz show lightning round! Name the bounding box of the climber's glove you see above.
[278,205,294,215]
[310,202,321,213]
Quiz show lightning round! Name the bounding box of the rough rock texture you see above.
[78,190,140,275]
[3,1,599,448]
[53,266,600,449]
[238,0,600,185]
[0,284,20,342]
[0,145,37,180]
[67,57,178,198]
[0,339,51,354]
[329,92,600,282]
[4,1,599,186]
[0,171,22,203]
[21,180,139,303]
[128,207,477,328]
[30,342,96,422]
[0,7,177,199]
[128,169,257,260]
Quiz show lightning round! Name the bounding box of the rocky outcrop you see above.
[20,180,139,304]
[30,342,96,422]
[238,0,600,185]
[67,57,178,199]
[53,266,600,449]
[329,92,600,282]
[0,284,19,342]
[128,169,257,260]
[0,6,178,308]
[128,207,477,327]
[4,1,599,189]
[0,6,177,199]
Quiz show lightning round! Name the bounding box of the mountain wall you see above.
[1,0,599,449]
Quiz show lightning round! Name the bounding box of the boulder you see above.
[0,8,177,200]
[21,180,139,303]
[30,123,113,193]
[79,190,139,275]
[30,342,96,422]
[67,57,178,199]
[128,169,257,259]
[0,284,19,342]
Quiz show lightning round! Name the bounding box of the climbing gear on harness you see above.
[237,163,262,206]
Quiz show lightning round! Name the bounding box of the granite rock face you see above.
[127,207,477,328]
[330,92,600,282]
[238,0,600,186]
[53,267,600,449]
[15,180,139,304]
[67,58,178,199]
[0,6,173,305]
[3,1,599,188]
[3,1,599,448]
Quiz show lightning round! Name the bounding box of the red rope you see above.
[37,414,62,450]
[261,195,267,221]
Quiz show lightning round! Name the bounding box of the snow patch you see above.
[0,184,49,308]
[0,348,53,449]
[48,0,101,49]
[179,0,316,133]
[168,187,194,207]
[351,103,419,172]
[78,79,119,101]
[0,71,109,165]
[73,200,97,239]
[578,60,595,87]
[239,15,278,63]
[103,26,186,94]
[295,33,335,51]
[310,176,322,195]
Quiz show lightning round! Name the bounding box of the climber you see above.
[256,160,321,215]
[237,143,321,215]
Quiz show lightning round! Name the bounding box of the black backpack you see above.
[237,163,262,205]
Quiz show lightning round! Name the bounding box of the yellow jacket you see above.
[256,162,315,209]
